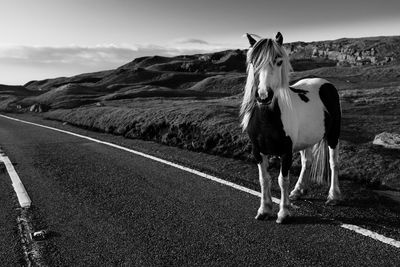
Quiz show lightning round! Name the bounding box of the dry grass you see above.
[44,83,400,190]
[45,96,252,160]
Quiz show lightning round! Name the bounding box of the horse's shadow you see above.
[285,216,336,225]
[44,230,62,240]
[286,196,400,231]
[262,212,336,225]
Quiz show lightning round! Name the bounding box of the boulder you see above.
[29,104,37,112]
[373,132,400,149]
[29,103,50,113]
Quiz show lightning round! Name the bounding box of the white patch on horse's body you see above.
[278,78,328,152]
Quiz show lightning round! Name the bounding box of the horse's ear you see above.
[275,32,283,46]
[246,33,257,47]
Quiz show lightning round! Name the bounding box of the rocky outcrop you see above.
[285,36,399,66]
[373,132,400,149]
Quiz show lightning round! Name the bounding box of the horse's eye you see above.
[277,60,283,66]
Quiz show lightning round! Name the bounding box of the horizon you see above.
[0,0,399,85]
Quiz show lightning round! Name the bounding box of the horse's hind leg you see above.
[289,148,312,200]
[326,144,342,205]
[319,82,342,205]
[255,154,273,220]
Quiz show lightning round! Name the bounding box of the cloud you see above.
[0,40,240,84]
[0,44,144,67]
[0,40,233,68]
[175,38,210,45]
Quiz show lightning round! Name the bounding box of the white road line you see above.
[0,150,32,208]
[0,115,277,204]
[1,114,399,249]
[341,224,400,249]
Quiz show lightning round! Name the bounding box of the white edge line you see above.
[0,115,273,204]
[0,152,32,208]
[1,114,400,249]
[341,224,400,248]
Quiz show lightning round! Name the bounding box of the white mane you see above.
[240,63,257,130]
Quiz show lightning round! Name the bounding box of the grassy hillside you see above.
[42,82,400,190]
[0,35,399,190]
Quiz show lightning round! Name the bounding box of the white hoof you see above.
[276,209,291,224]
[255,206,273,221]
[326,191,342,205]
[255,212,271,221]
[289,188,308,200]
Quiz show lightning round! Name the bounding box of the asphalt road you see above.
[0,115,399,266]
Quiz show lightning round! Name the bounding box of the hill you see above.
[0,34,399,190]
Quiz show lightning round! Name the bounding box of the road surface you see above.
[0,115,399,266]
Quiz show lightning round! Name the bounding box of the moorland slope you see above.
[1,35,399,190]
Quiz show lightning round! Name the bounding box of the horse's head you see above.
[246,32,292,104]
[240,32,292,130]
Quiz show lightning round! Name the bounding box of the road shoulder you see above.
[0,171,23,265]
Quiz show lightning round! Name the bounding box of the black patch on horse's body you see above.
[289,87,309,103]
[298,94,309,103]
[246,99,293,165]
[319,83,341,149]
[289,87,308,94]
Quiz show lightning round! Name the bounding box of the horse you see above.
[241,32,342,224]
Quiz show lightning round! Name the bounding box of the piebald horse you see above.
[241,32,342,223]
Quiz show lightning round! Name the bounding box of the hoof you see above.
[325,198,341,206]
[255,204,273,221]
[276,215,290,224]
[276,209,291,224]
[326,191,342,206]
[255,213,268,221]
[255,211,272,221]
[289,188,307,200]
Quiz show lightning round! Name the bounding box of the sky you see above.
[0,0,399,85]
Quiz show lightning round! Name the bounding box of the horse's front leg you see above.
[277,153,292,224]
[255,154,273,220]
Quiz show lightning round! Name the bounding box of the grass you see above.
[45,96,252,160]
[43,83,400,190]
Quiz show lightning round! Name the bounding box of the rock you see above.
[29,103,50,113]
[373,132,400,149]
[29,104,38,112]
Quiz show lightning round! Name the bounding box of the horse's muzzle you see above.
[256,89,274,105]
